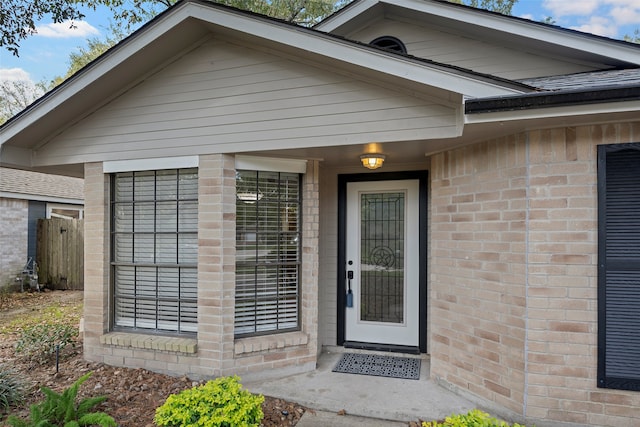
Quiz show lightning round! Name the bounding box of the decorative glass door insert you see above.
[360,192,405,324]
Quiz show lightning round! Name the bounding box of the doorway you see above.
[337,171,427,353]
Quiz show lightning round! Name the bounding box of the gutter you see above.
[465,85,640,114]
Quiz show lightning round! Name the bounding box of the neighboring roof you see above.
[0,167,84,202]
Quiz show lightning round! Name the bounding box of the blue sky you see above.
[2,0,640,85]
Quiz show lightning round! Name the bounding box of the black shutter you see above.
[598,143,640,390]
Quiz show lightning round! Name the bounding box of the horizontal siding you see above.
[350,18,599,80]
[38,38,458,166]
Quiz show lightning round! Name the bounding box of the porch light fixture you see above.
[360,153,386,170]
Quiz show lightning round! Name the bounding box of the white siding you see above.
[37,38,459,166]
[349,18,600,80]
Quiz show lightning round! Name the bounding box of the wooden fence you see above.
[36,217,84,290]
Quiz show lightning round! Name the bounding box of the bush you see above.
[154,375,264,427]
[14,323,78,364]
[423,409,528,427]
[0,364,24,414]
[6,372,116,427]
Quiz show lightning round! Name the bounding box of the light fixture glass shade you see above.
[360,153,385,170]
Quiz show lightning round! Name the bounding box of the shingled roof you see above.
[0,167,84,202]
[519,68,640,91]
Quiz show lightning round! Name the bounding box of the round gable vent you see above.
[370,36,407,54]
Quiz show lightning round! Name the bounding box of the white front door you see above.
[345,180,419,347]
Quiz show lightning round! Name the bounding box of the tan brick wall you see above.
[0,197,28,288]
[430,122,640,426]
[83,156,319,380]
[430,135,529,415]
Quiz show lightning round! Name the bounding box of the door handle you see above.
[346,270,354,308]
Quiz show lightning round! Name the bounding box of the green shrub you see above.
[6,372,116,427]
[14,323,78,364]
[0,364,24,413]
[423,409,528,427]
[154,375,264,427]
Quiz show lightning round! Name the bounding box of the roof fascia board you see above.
[319,0,640,65]
[314,0,378,31]
[465,100,640,124]
[465,86,640,115]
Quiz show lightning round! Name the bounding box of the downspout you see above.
[523,132,530,418]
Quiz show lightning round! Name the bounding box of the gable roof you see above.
[317,0,640,70]
[0,0,529,155]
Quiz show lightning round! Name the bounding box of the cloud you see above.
[542,0,600,16]
[609,5,640,25]
[0,68,33,83]
[34,20,100,38]
[571,16,619,38]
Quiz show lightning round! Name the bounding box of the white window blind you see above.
[112,168,198,334]
[235,170,301,336]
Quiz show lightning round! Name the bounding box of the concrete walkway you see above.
[244,348,476,426]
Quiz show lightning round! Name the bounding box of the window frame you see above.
[234,169,302,338]
[110,167,198,336]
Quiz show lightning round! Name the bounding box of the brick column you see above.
[194,154,237,377]
[302,160,320,358]
[83,162,110,363]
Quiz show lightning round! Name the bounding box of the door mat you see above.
[332,353,421,380]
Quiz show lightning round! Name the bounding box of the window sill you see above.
[100,332,197,354]
[235,331,308,356]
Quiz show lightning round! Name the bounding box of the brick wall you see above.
[430,135,529,415]
[0,198,28,288]
[83,156,319,381]
[430,122,640,426]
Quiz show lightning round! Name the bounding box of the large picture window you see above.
[235,170,301,336]
[111,168,198,334]
[598,144,640,391]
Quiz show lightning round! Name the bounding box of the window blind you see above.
[112,168,198,334]
[235,170,301,336]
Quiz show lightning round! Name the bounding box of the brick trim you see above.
[100,332,197,354]
[234,331,308,355]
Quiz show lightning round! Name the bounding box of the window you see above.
[47,203,84,219]
[111,168,198,334]
[235,170,301,336]
[598,144,640,391]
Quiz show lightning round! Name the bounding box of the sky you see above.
[2,0,640,87]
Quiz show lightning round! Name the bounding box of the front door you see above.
[344,179,420,347]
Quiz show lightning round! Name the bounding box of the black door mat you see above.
[332,353,421,380]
